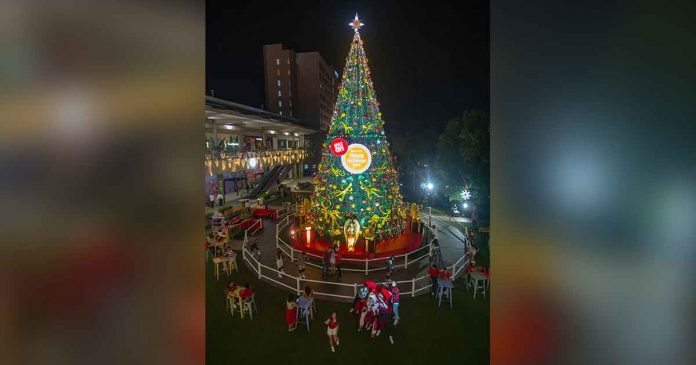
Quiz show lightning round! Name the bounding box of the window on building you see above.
[287,58,290,64]
[287,69,290,76]
[278,90,282,97]
[279,111,283,116]
[277,79,281,87]
[276,58,280,65]
[278,100,282,107]
[276,69,279,76]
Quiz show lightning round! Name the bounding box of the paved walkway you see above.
[238,210,469,301]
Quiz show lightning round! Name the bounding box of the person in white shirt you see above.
[276,249,285,279]
[216,192,224,206]
[208,193,215,207]
[295,252,306,279]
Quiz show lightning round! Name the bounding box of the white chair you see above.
[296,297,313,331]
[225,289,237,316]
[242,293,258,319]
[223,253,238,273]
[471,273,488,299]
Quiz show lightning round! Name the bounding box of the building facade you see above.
[263,44,338,132]
[262,44,298,117]
[205,96,317,197]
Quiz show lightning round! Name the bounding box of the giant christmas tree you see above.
[308,15,406,245]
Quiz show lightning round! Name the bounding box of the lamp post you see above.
[420,181,434,226]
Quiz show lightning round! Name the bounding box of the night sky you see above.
[206,0,489,138]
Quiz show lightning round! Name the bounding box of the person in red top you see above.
[324,312,340,352]
[286,294,298,332]
[427,265,440,296]
[439,269,452,280]
[239,283,253,300]
[364,280,377,294]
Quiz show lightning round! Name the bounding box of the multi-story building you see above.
[263,44,338,132]
[262,44,298,118]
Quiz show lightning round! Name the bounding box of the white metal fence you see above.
[236,207,470,301]
[243,218,263,244]
[274,203,298,221]
[274,214,435,275]
[241,242,443,300]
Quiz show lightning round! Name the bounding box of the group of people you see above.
[283,280,400,352]
[349,280,400,343]
[208,192,225,207]
[427,264,453,296]
[285,286,341,352]
[227,281,254,311]
[285,286,314,330]
[322,244,342,280]
[274,248,309,280]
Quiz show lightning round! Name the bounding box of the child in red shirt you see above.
[427,265,440,295]
[325,312,340,352]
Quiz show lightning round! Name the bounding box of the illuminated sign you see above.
[340,143,372,174]
[330,138,348,156]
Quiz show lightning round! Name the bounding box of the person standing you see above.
[322,250,330,280]
[428,264,440,296]
[471,204,479,229]
[208,193,215,208]
[217,192,224,207]
[431,224,439,244]
[286,294,298,332]
[350,285,369,313]
[328,246,336,275]
[295,251,306,279]
[325,312,340,352]
[381,308,396,345]
[359,292,377,332]
[276,249,285,279]
[385,256,395,280]
[334,248,342,280]
[391,281,400,325]
[373,293,390,337]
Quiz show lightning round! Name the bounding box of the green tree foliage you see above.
[308,28,406,242]
[436,111,489,210]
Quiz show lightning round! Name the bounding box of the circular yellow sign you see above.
[340,143,372,174]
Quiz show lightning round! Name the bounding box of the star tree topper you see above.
[349,13,364,31]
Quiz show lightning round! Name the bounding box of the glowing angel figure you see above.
[343,217,361,252]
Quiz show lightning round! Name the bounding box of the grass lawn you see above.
[206,256,489,364]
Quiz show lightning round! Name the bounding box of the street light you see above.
[419,181,435,226]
